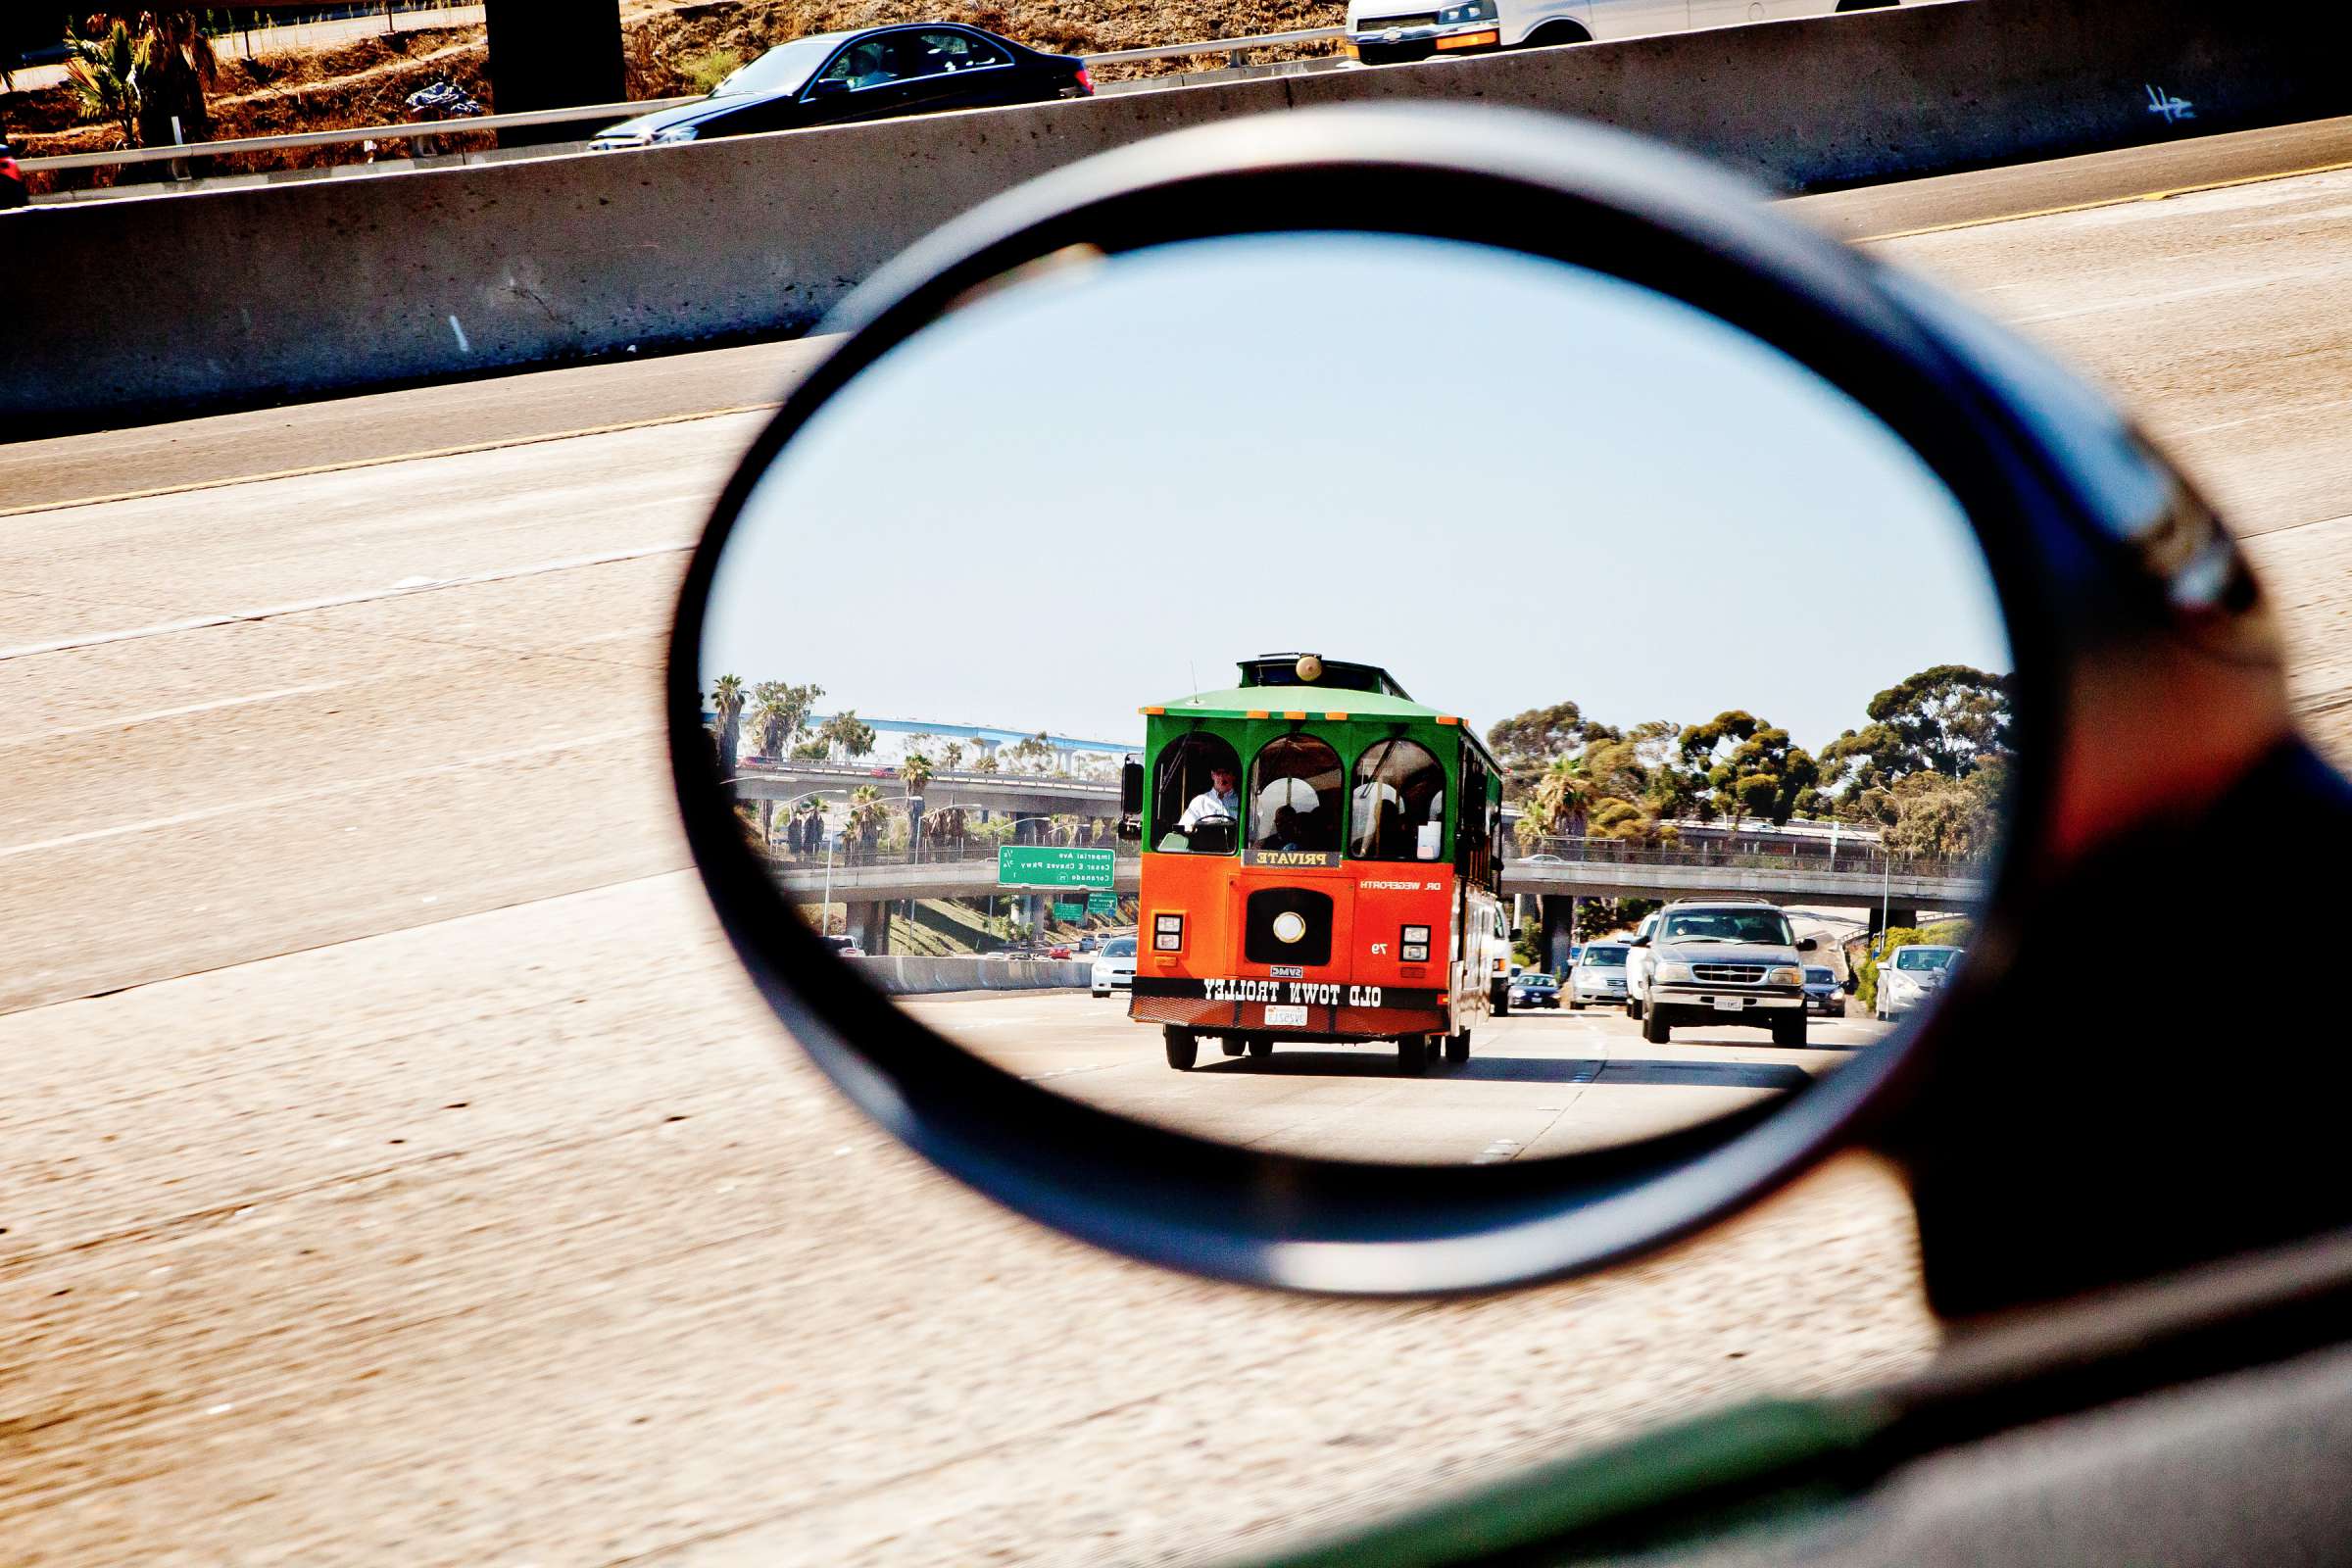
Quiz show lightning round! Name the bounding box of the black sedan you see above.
[589,24,1091,150]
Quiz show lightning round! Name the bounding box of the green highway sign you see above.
[998,846,1115,889]
[1052,899,1088,922]
[1087,891,1119,916]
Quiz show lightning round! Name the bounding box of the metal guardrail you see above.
[763,837,1139,870]
[16,95,699,172]
[1507,835,1989,883]
[13,24,1348,177]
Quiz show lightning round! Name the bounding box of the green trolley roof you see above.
[1147,685,1453,721]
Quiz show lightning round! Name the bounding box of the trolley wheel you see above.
[1247,1037,1274,1058]
[1772,1011,1808,1049]
[1397,1035,1429,1075]
[1220,1035,1246,1056]
[1642,1004,1672,1045]
[1491,980,1510,1016]
[1444,1029,1471,1064]
[1164,1027,1199,1071]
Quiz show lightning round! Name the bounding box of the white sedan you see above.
[1091,936,1137,997]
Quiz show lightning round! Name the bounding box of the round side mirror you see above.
[668,107,2306,1302]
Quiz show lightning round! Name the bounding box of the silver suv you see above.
[1627,900,1814,1048]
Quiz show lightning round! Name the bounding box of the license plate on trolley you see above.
[1712,998,1745,1012]
[1264,1004,1308,1026]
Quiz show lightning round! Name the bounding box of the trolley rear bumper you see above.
[1130,977,1452,1039]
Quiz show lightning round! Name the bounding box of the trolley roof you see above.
[1143,657,1500,769]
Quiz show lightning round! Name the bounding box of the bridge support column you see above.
[851,901,890,954]
[1541,895,1578,975]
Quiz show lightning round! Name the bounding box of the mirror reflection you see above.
[699,232,2012,1164]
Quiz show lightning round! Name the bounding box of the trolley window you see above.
[1348,738,1447,861]
[1250,735,1344,853]
[1152,733,1243,854]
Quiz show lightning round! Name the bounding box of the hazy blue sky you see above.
[703,234,2010,755]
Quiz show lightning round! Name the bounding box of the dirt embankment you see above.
[1,0,1343,189]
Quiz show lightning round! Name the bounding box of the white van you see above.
[1621,908,1661,1019]
[1346,0,1900,67]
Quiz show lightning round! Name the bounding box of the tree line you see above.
[1492,663,2011,861]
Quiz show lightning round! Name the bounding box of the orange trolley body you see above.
[1122,656,1509,1058]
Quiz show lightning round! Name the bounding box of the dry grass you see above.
[1,0,1345,189]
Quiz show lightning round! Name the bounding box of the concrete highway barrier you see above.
[848,955,1094,994]
[5,0,2343,426]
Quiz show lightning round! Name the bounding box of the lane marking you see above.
[1850,154,2352,243]
[0,678,355,751]
[0,542,690,664]
[0,402,780,520]
[0,723,657,862]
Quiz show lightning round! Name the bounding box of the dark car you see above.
[1508,972,1560,1008]
[1,142,27,211]
[589,25,1091,151]
[1802,963,1846,1017]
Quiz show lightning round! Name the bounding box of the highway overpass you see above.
[734,762,1120,820]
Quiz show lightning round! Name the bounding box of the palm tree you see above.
[899,751,934,856]
[899,750,934,795]
[819,710,877,762]
[710,674,745,777]
[939,742,965,771]
[847,784,890,861]
[128,9,218,150]
[749,680,821,760]
[1527,756,1594,843]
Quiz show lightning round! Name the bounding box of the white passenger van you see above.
[1346,0,1899,67]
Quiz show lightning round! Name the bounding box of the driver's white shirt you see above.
[1179,786,1240,830]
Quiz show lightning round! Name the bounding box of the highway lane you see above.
[911,991,1887,1161]
[8,126,2352,1564]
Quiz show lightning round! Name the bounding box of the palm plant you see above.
[748,679,820,760]
[818,710,877,761]
[1526,756,1593,842]
[939,741,965,771]
[127,9,217,148]
[899,750,935,854]
[710,674,745,776]
[847,784,891,859]
[64,20,146,149]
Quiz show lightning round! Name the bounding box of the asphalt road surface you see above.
[9,122,2352,1565]
[913,993,1888,1162]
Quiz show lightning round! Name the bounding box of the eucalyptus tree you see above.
[1675,710,1821,831]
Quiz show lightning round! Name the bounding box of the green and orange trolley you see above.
[1118,654,1512,1073]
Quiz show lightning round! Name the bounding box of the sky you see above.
[702,233,2012,757]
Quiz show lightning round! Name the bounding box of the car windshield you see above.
[1805,966,1836,982]
[1103,938,1136,956]
[1893,947,1959,971]
[1581,946,1628,966]
[1661,908,1794,946]
[710,35,841,97]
